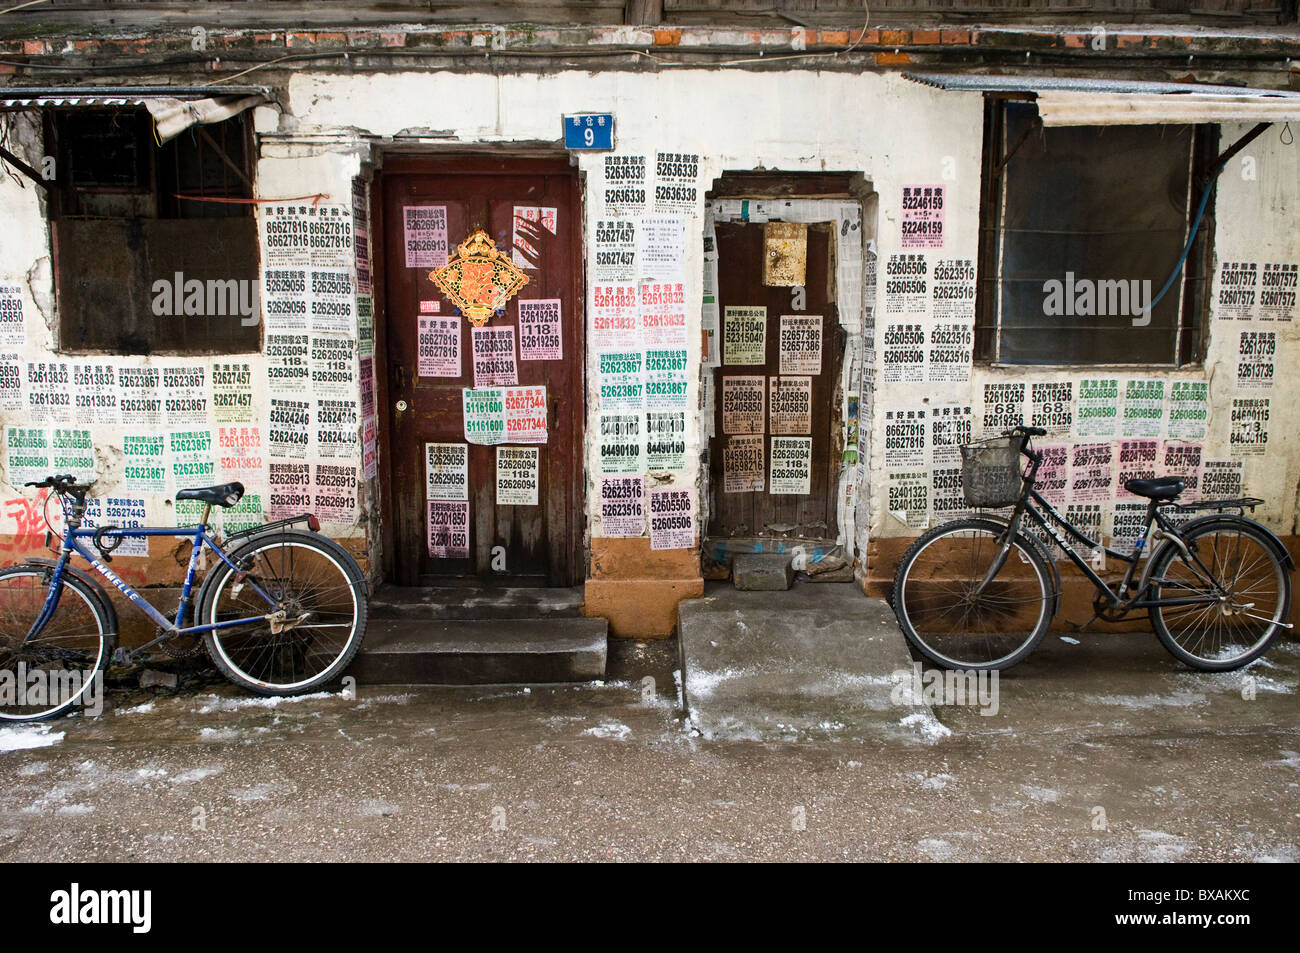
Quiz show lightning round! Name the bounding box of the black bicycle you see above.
[891,425,1294,671]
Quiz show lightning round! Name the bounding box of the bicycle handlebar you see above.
[1005,425,1048,438]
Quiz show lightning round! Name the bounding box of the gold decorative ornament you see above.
[430,229,530,327]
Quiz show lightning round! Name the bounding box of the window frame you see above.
[974,96,1217,370]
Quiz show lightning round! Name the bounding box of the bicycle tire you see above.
[892,517,1054,671]
[1147,517,1291,671]
[0,564,116,721]
[199,529,368,695]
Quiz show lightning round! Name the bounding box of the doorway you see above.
[378,155,584,587]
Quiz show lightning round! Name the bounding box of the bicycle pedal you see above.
[111,647,134,666]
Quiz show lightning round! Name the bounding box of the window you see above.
[47,108,259,354]
[976,100,1216,366]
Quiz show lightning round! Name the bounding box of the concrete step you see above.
[349,617,608,685]
[370,584,585,621]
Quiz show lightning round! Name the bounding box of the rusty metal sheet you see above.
[762,221,807,287]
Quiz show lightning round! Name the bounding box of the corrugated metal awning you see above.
[0,86,271,142]
[904,73,1300,125]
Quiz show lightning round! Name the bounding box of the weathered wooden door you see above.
[708,221,841,541]
[381,157,583,586]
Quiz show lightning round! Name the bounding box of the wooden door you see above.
[708,221,842,541]
[381,158,583,586]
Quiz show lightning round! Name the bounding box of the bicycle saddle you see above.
[1123,476,1184,500]
[175,482,245,507]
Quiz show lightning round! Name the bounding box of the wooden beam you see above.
[626,0,663,25]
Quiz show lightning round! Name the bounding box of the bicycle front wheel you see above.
[1148,518,1290,671]
[201,530,367,695]
[0,565,115,721]
[892,518,1053,670]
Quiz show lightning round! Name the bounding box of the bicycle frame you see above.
[26,516,282,654]
[999,449,1228,613]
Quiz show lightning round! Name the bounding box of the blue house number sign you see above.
[563,114,614,151]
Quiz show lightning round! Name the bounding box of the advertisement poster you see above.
[471,326,518,387]
[50,428,94,482]
[359,356,376,421]
[418,317,461,378]
[901,184,945,249]
[636,215,686,281]
[1167,381,1209,440]
[496,447,539,506]
[1258,262,1298,321]
[310,336,357,399]
[1229,397,1269,456]
[1216,261,1257,319]
[1030,381,1073,435]
[1063,503,1104,557]
[648,486,695,551]
[597,412,643,475]
[0,283,24,346]
[462,387,506,445]
[1201,459,1244,499]
[590,283,639,350]
[1162,441,1203,499]
[1036,444,1070,505]
[517,300,563,361]
[403,205,448,269]
[654,151,701,213]
[721,375,765,435]
[981,382,1025,435]
[169,429,215,523]
[361,417,378,481]
[210,361,253,424]
[425,442,469,501]
[1121,379,1165,439]
[162,365,208,428]
[1076,377,1120,439]
[511,206,557,270]
[268,398,310,459]
[602,154,648,217]
[599,475,645,537]
[1069,442,1114,502]
[640,281,687,347]
[81,498,148,558]
[723,434,764,493]
[723,306,767,365]
[931,258,976,322]
[216,425,264,485]
[930,404,973,466]
[121,433,166,494]
[1235,329,1276,389]
[883,408,927,470]
[770,436,812,495]
[259,204,354,334]
[927,323,973,382]
[0,357,22,412]
[592,220,636,282]
[1110,503,1149,556]
[265,334,311,394]
[72,362,118,427]
[778,315,822,375]
[881,323,925,383]
[769,376,812,435]
[1115,439,1159,499]
[598,349,645,412]
[644,347,689,411]
[883,253,928,315]
[268,461,311,520]
[26,361,71,425]
[4,426,49,486]
[645,410,686,472]
[309,268,355,337]
[931,465,970,524]
[887,470,930,529]
[315,397,359,459]
[427,501,470,559]
[504,384,548,444]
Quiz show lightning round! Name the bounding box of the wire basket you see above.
[959,436,1025,508]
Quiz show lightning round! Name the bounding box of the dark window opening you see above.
[47,108,260,354]
[976,100,1215,367]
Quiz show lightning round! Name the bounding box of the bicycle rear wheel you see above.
[1148,518,1290,671]
[892,518,1054,670]
[200,529,367,694]
[0,565,115,721]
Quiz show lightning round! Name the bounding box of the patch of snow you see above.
[56,804,94,815]
[917,838,956,860]
[171,766,225,784]
[899,711,952,743]
[117,701,156,716]
[17,760,49,775]
[921,773,955,791]
[198,727,240,742]
[356,798,400,817]
[1059,636,1080,645]
[1081,691,1207,709]
[684,666,753,700]
[583,720,632,740]
[193,690,337,714]
[0,725,65,751]
[1020,784,1061,803]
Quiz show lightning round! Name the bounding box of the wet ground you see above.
[0,614,1297,862]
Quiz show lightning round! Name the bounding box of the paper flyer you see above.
[418,317,461,378]
[599,475,646,537]
[723,434,764,493]
[778,315,822,375]
[425,442,469,501]
[770,436,812,495]
[723,306,767,365]
[517,299,563,361]
[648,486,695,550]
[403,205,449,269]
[496,446,539,506]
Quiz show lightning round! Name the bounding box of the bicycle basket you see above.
[959,437,1025,508]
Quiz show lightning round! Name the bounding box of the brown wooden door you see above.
[381,158,583,586]
[709,221,842,541]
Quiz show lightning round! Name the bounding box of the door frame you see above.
[371,152,586,587]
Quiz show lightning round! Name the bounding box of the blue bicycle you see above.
[0,474,368,720]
